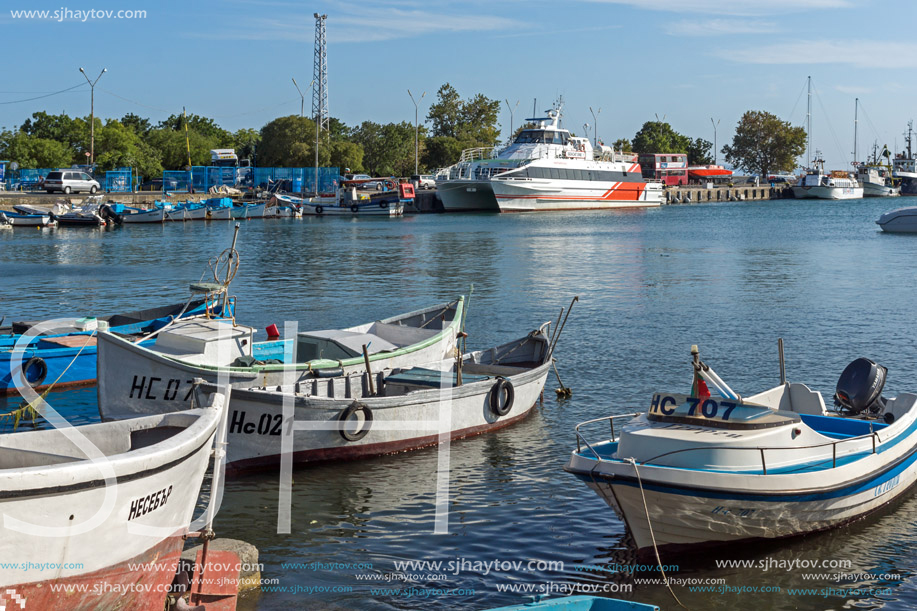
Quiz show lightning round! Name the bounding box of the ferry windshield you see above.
[514,130,569,145]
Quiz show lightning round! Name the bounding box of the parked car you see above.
[44,170,101,194]
[410,174,436,189]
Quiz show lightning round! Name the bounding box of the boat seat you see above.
[385,367,490,390]
[366,322,439,347]
[189,282,227,319]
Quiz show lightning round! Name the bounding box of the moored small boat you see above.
[197,327,551,473]
[876,207,917,233]
[0,385,227,611]
[121,207,166,224]
[486,595,659,611]
[0,211,55,227]
[97,297,466,421]
[566,347,917,558]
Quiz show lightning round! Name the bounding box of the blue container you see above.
[292,178,302,192]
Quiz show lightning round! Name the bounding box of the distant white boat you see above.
[876,207,917,233]
[0,388,226,610]
[857,164,899,197]
[121,207,165,223]
[792,156,863,200]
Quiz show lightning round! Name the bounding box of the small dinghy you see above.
[0,384,227,611]
[877,206,917,233]
[194,327,551,473]
[97,297,466,421]
[566,345,917,558]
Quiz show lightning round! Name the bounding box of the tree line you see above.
[0,81,806,180]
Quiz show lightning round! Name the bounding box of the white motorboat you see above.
[96,297,465,421]
[0,386,227,610]
[792,157,863,200]
[0,211,55,227]
[876,207,917,233]
[121,207,166,224]
[273,190,405,217]
[195,328,551,473]
[567,347,917,558]
[438,107,663,212]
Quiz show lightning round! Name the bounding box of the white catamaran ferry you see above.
[436,109,663,212]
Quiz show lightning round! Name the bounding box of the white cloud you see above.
[585,0,851,17]
[192,3,525,43]
[835,85,872,95]
[715,40,917,69]
[665,18,778,36]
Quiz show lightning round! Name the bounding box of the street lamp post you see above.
[504,99,519,142]
[79,67,106,168]
[710,117,720,165]
[583,123,590,142]
[407,89,426,176]
[589,106,601,147]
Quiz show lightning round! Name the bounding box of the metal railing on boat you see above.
[574,414,883,474]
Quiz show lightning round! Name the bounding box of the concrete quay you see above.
[665,185,791,204]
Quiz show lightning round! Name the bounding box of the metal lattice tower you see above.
[312,13,329,132]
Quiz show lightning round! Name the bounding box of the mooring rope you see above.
[625,457,689,610]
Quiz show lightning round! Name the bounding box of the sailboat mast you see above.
[806,76,812,167]
[853,98,858,166]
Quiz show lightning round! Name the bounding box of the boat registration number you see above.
[649,393,739,421]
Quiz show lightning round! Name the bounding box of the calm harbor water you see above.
[3,197,917,610]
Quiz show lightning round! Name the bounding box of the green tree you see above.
[631,121,691,155]
[157,113,232,146]
[146,127,213,169]
[330,140,363,173]
[722,111,806,177]
[427,83,463,139]
[0,130,72,168]
[686,137,714,165]
[351,121,415,176]
[120,113,151,136]
[232,128,261,163]
[612,138,632,152]
[94,119,162,177]
[258,115,318,167]
[423,83,500,168]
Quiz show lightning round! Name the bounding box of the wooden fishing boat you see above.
[567,347,917,558]
[194,327,550,473]
[1,297,231,396]
[230,202,267,219]
[121,207,165,224]
[96,297,466,421]
[487,596,658,611]
[0,211,55,227]
[274,188,408,217]
[0,385,227,611]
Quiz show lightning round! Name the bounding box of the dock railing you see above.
[575,414,883,474]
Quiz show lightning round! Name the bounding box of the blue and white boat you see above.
[566,347,917,557]
[0,297,231,396]
[486,595,658,611]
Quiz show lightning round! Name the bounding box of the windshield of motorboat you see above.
[514,129,569,145]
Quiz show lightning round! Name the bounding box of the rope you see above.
[1,331,97,428]
[625,457,689,610]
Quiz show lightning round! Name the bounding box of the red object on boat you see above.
[399,183,415,199]
[687,165,733,178]
[266,324,280,338]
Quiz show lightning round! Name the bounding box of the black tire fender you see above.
[489,377,514,417]
[379,201,388,209]
[339,401,373,441]
[350,204,359,214]
[23,356,48,387]
[315,205,324,214]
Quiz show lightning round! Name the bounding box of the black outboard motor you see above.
[834,357,887,416]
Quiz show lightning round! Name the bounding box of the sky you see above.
[1,0,915,171]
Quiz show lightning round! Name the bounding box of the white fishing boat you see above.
[195,328,551,473]
[857,164,899,197]
[230,201,267,219]
[566,347,917,558]
[274,189,406,217]
[792,157,863,199]
[438,106,663,212]
[0,386,227,610]
[0,211,55,227]
[96,297,465,421]
[121,207,166,224]
[876,207,917,233]
[165,204,189,222]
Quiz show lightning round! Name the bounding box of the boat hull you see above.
[877,207,917,233]
[122,208,165,223]
[0,407,222,610]
[792,186,864,199]
[492,179,664,212]
[210,361,550,473]
[436,179,499,212]
[863,183,900,197]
